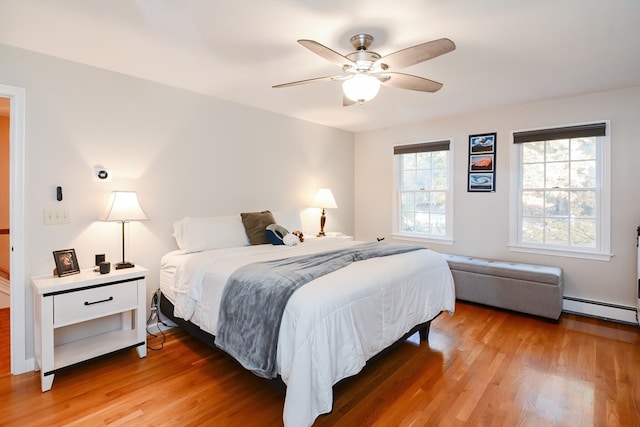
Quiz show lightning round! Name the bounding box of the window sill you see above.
[508,244,613,261]
[391,233,454,246]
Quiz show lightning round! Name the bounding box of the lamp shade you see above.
[312,188,338,209]
[98,191,148,222]
[342,73,381,103]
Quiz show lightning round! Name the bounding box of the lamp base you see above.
[317,208,327,237]
[115,261,135,270]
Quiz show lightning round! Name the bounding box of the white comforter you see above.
[160,239,455,427]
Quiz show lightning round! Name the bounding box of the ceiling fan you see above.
[273,34,456,105]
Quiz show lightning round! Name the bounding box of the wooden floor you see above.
[1,301,638,426]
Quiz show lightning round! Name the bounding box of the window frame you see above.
[509,121,612,260]
[392,139,455,245]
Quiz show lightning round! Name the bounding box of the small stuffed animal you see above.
[283,233,300,246]
[292,230,304,243]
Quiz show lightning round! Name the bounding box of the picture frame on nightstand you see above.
[53,248,80,277]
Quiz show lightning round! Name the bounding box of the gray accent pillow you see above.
[241,210,276,245]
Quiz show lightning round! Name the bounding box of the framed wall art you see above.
[53,248,80,277]
[468,132,496,192]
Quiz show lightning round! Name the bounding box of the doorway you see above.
[0,84,27,375]
[0,97,9,375]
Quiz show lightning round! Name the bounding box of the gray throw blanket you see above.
[215,242,425,378]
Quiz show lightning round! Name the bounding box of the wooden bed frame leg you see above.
[419,322,431,342]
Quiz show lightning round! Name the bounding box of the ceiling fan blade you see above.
[375,38,455,70]
[380,72,444,92]
[272,75,344,88]
[298,39,356,68]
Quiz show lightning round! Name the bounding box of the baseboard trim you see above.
[21,357,35,374]
[147,321,175,332]
[563,296,639,325]
[147,311,177,333]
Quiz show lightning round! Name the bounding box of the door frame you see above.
[0,84,28,374]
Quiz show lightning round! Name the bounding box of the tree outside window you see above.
[512,122,609,259]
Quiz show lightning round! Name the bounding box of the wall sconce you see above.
[93,165,112,182]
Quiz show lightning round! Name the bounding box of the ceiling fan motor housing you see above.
[346,51,382,72]
[347,34,383,72]
[350,34,374,50]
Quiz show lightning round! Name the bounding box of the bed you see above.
[159,212,456,427]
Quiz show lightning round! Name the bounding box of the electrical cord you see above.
[146,291,168,351]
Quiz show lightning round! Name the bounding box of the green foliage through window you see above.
[520,137,598,248]
[399,151,448,236]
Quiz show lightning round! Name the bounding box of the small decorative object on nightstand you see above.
[52,248,80,277]
[31,265,148,392]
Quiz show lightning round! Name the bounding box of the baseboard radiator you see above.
[563,296,638,325]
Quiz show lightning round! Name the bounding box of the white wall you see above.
[355,86,640,312]
[0,44,354,362]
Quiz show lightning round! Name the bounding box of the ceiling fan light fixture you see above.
[342,73,380,103]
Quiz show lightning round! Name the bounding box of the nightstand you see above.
[31,265,147,392]
[308,233,354,241]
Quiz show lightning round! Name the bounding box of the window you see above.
[393,140,453,243]
[511,122,611,259]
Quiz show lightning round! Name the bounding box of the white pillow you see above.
[172,215,249,253]
[272,209,303,232]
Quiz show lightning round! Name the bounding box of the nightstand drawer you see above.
[54,282,138,326]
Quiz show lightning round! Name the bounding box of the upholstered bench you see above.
[443,254,563,320]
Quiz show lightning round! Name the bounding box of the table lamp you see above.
[98,191,148,269]
[312,188,337,237]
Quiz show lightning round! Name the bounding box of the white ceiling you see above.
[1,0,639,133]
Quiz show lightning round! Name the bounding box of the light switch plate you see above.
[44,209,70,225]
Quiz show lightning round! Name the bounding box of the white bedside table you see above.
[307,233,354,241]
[31,265,148,392]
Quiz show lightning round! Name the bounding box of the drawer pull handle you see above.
[84,296,114,306]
